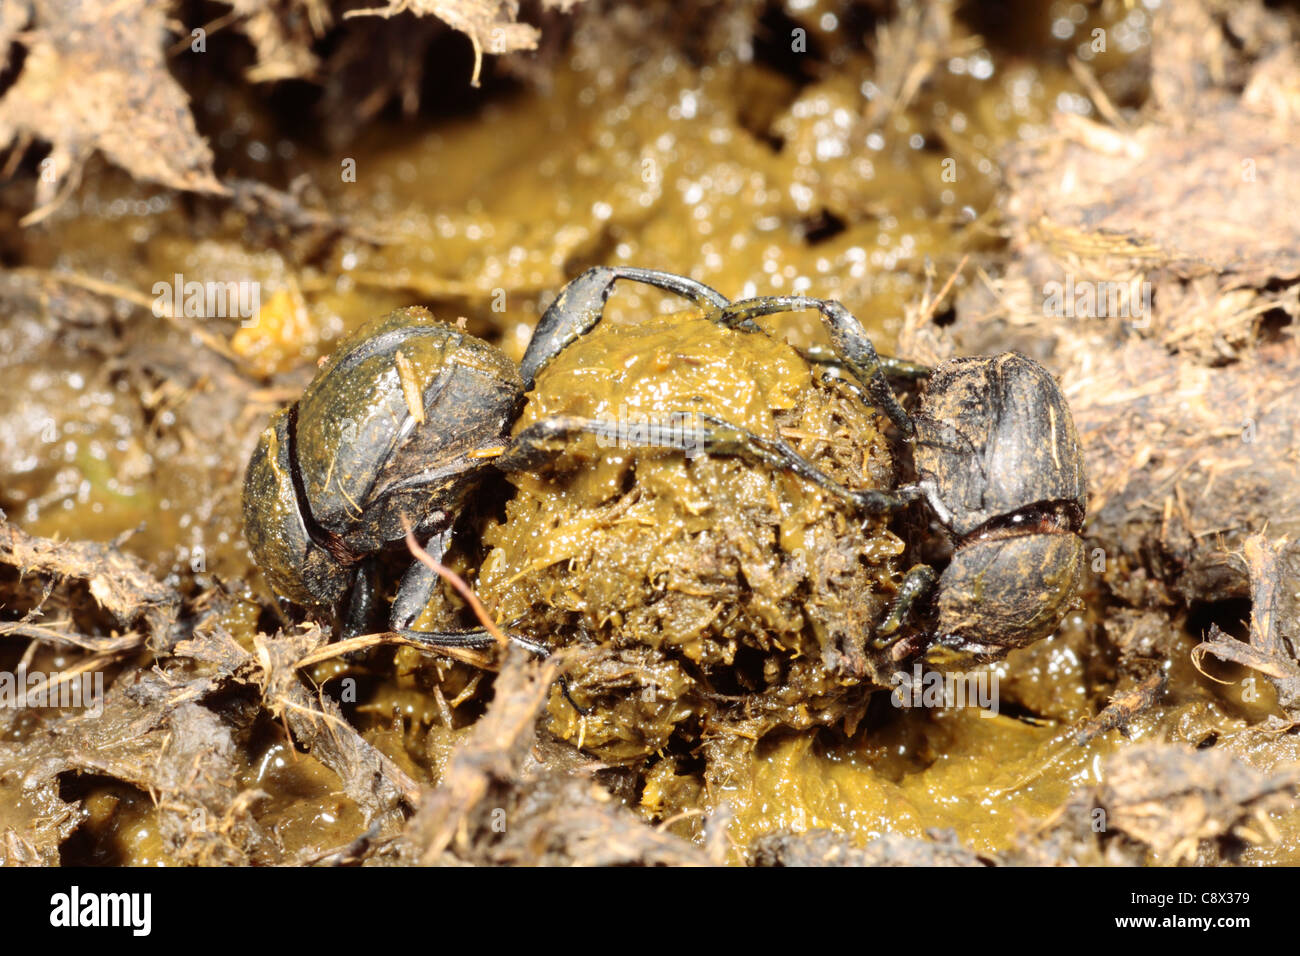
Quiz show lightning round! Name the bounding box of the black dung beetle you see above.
[242,306,524,644]
[880,352,1088,659]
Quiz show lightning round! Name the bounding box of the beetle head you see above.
[242,409,351,607]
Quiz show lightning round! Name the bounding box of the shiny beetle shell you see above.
[242,307,523,607]
[243,409,348,605]
[913,352,1086,537]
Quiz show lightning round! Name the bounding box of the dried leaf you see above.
[219,0,327,83]
[0,513,177,639]
[398,649,707,865]
[0,0,224,221]
[344,0,539,86]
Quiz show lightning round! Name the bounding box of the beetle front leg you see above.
[389,528,454,634]
[704,297,916,437]
[801,343,931,381]
[520,266,735,387]
[497,413,916,515]
[388,531,557,656]
[341,557,381,640]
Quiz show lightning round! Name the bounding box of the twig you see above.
[0,621,142,655]
[294,630,492,670]
[1068,55,1130,130]
[919,253,970,324]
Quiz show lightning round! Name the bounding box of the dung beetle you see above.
[244,264,1085,664]
[874,352,1088,659]
[242,305,524,644]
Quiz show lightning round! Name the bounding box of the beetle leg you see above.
[691,412,916,513]
[396,627,509,650]
[396,625,587,714]
[388,528,454,633]
[800,343,931,381]
[387,532,562,659]
[398,625,553,659]
[703,297,915,437]
[520,266,734,387]
[497,413,916,515]
[398,627,493,648]
[872,563,937,649]
[340,557,381,640]
[813,366,873,408]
